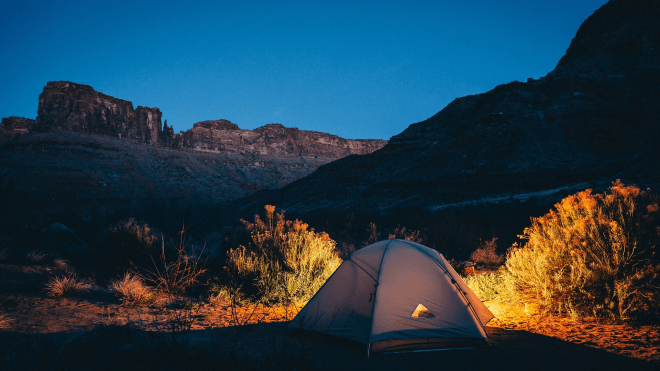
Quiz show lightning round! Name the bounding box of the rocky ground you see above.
[1,262,658,370]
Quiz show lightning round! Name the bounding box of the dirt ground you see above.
[1,263,659,370]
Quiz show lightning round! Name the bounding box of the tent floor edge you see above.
[369,337,489,354]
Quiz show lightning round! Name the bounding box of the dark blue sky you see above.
[1,0,608,140]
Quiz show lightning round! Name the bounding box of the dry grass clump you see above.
[505,181,660,321]
[207,282,231,306]
[52,258,71,270]
[44,273,88,298]
[470,237,505,268]
[109,273,154,305]
[227,205,342,303]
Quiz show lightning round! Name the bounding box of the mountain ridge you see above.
[237,0,660,216]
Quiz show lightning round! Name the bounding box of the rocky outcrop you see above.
[1,117,35,132]
[240,0,660,215]
[33,81,162,144]
[10,81,386,157]
[173,120,386,159]
[0,117,35,142]
[0,82,387,233]
[548,0,660,80]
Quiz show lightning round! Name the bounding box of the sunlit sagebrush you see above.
[227,205,342,303]
[505,180,660,321]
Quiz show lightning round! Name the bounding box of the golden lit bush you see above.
[44,273,87,298]
[464,271,511,302]
[110,272,154,305]
[505,181,660,321]
[227,205,342,303]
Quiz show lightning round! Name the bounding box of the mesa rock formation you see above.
[33,81,163,144]
[173,120,384,159]
[0,83,386,232]
[240,0,660,215]
[3,81,386,158]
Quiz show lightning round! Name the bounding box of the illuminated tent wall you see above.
[289,239,494,355]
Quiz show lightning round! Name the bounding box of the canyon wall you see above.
[2,81,386,158]
[32,81,162,144]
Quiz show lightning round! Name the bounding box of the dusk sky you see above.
[1,0,608,140]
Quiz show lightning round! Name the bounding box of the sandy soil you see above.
[1,263,658,370]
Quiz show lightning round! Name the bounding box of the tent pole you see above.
[366,240,392,358]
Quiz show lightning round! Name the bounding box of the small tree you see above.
[470,238,504,268]
[505,181,660,321]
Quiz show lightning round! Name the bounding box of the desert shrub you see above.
[387,225,425,243]
[51,258,71,271]
[103,218,160,265]
[448,259,470,275]
[206,277,232,306]
[140,225,207,296]
[109,272,154,305]
[44,273,87,298]
[364,222,426,246]
[464,270,514,303]
[470,237,504,268]
[505,181,660,321]
[226,205,342,303]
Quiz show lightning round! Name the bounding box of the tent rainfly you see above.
[289,239,495,355]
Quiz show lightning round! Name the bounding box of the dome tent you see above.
[289,239,494,355]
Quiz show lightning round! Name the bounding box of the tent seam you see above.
[345,258,378,283]
[366,240,393,350]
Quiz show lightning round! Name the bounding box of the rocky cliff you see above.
[239,0,660,216]
[0,117,35,141]
[33,81,163,144]
[0,82,386,234]
[4,81,386,157]
[173,120,385,159]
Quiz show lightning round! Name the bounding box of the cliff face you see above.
[174,120,386,159]
[1,117,35,132]
[8,81,387,157]
[0,81,387,231]
[240,0,660,215]
[33,81,162,144]
[0,116,35,142]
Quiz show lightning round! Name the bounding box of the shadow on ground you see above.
[1,321,657,371]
